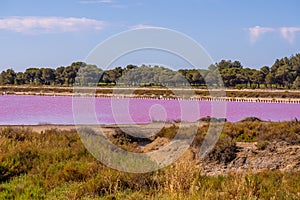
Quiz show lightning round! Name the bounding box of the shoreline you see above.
[0,118,296,132]
[1,91,300,104]
[2,85,300,93]
[0,122,176,133]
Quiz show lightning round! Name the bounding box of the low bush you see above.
[155,124,178,139]
[222,121,300,144]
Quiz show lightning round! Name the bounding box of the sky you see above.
[0,0,300,71]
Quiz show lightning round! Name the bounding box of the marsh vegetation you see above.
[0,120,299,199]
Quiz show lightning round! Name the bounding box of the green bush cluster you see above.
[222,120,300,144]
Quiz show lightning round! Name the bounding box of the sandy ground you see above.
[0,122,195,134]
[1,91,300,103]
[1,86,300,103]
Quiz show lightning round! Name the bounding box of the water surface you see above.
[0,95,299,125]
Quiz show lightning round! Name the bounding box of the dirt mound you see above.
[239,116,263,122]
[198,116,227,122]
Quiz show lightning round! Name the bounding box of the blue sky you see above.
[0,0,300,71]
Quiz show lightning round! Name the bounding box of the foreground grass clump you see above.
[221,120,300,144]
[0,125,300,199]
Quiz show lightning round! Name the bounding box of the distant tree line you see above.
[1,54,300,89]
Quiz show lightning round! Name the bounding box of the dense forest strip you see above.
[1,53,300,89]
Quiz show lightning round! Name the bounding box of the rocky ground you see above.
[114,128,300,175]
[198,141,300,176]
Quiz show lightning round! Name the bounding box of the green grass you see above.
[222,120,300,144]
[0,121,300,199]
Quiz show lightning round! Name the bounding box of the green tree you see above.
[24,68,40,84]
[15,72,25,85]
[63,64,81,86]
[76,65,102,86]
[54,66,66,85]
[0,69,16,85]
[41,68,55,85]
[259,66,270,87]
[265,73,276,88]
[293,76,300,88]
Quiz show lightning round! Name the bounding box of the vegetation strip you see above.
[1,53,300,89]
[0,119,299,199]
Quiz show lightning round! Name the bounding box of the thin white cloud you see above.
[78,0,127,9]
[280,27,300,44]
[247,26,300,44]
[78,0,113,3]
[130,24,165,30]
[247,26,275,43]
[0,16,105,34]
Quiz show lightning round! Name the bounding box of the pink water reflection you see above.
[0,95,299,125]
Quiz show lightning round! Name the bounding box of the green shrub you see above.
[236,133,256,142]
[0,174,46,200]
[156,124,178,139]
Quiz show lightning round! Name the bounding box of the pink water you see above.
[0,95,299,125]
